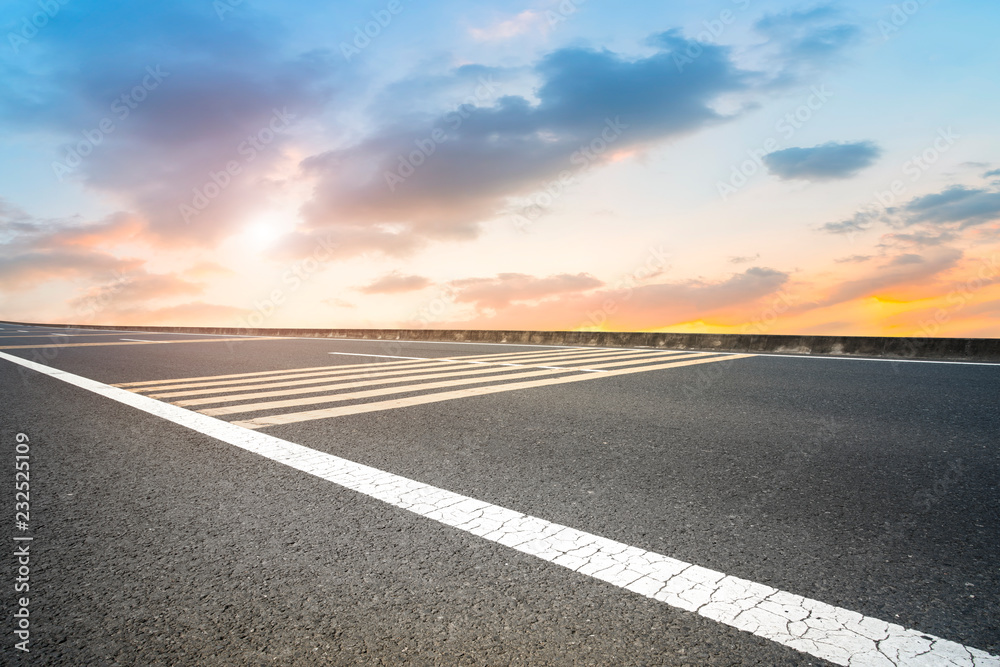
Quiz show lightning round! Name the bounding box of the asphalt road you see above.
[0,323,997,666]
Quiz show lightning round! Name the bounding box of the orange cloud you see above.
[429,267,789,331]
[358,272,432,295]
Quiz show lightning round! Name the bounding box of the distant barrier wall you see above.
[2,321,998,361]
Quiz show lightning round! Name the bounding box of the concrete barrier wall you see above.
[2,320,998,361]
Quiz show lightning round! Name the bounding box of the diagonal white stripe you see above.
[1,350,996,667]
[149,349,680,398]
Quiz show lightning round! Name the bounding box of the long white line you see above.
[328,352,435,360]
[715,351,1000,367]
[328,352,609,372]
[1,350,995,666]
[321,337,619,350]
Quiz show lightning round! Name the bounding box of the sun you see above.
[246,220,283,246]
[241,210,295,249]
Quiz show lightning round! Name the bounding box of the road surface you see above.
[1,323,997,666]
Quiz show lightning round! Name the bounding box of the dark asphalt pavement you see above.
[0,324,997,665]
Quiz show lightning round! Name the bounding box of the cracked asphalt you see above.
[0,325,997,665]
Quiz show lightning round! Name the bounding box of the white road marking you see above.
[2,350,996,666]
[541,366,606,372]
[327,348,630,365]
[328,353,610,373]
[720,352,1000,367]
[120,338,156,342]
[143,331,247,337]
[329,352,433,360]
[118,348,618,390]
[229,355,747,428]
[325,338,620,350]
[489,362,609,372]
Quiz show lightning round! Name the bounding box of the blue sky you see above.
[1,0,998,335]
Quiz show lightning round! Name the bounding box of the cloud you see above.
[0,0,339,246]
[624,267,788,314]
[878,230,960,248]
[0,199,33,230]
[902,186,1000,228]
[817,248,963,307]
[819,208,887,235]
[68,272,204,312]
[821,183,1000,240]
[754,5,843,32]
[3,4,864,263]
[834,255,874,263]
[887,253,925,266]
[0,205,208,325]
[764,141,881,181]
[984,168,1000,178]
[323,297,356,309]
[728,253,760,264]
[298,31,752,253]
[435,267,788,329]
[272,228,419,261]
[752,5,862,77]
[0,207,145,288]
[358,272,432,294]
[0,250,140,290]
[450,273,604,309]
[469,10,549,41]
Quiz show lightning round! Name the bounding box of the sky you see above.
[1,0,999,337]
